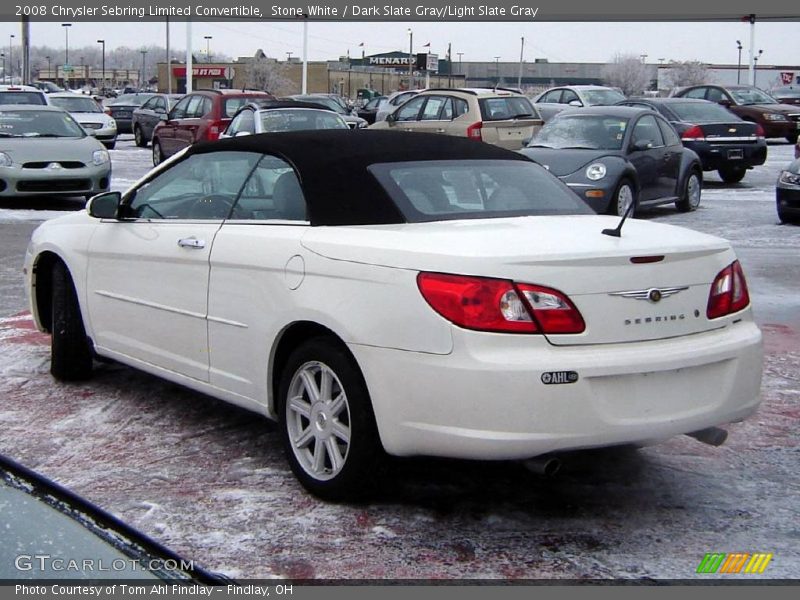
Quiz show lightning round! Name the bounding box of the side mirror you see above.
[385,113,397,124]
[568,100,583,107]
[84,128,97,137]
[87,191,122,219]
[155,107,167,115]
[718,99,732,107]
[630,139,652,152]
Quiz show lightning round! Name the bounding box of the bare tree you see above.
[602,53,652,97]
[246,56,295,95]
[663,60,711,90]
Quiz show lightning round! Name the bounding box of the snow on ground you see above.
[0,138,798,581]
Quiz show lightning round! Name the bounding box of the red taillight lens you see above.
[206,121,223,141]
[706,260,750,319]
[466,121,483,140]
[416,273,584,334]
[681,125,705,141]
[755,124,766,138]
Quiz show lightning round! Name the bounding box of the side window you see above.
[539,90,561,103]
[127,152,261,220]
[440,98,454,120]
[227,110,255,136]
[421,96,447,120]
[453,98,469,117]
[170,95,192,119]
[631,115,665,148]
[185,96,204,119]
[395,96,426,121]
[706,88,725,103]
[561,90,580,105]
[232,155,307,221]
[657,117,681,146]
[142,97,157,110]
[683,87,707,100]
[199,97,213,117]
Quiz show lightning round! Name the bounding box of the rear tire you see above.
[778,209,799,225]
[718,166,746,183]
[609,179,635,217]
[51,261,93,381]
[676,171,702,212]
[134,125,146,148]
[278,337,384,501]
[104,141,116,150]
[787,133,799,145]
[152,139,163,166]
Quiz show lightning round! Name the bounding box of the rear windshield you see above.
[111,94,155,107]
[259,109,348,132]
[369,160,593,222]
[224,97,264,118]
[478,96,537,121]
[668,102,743,123]
[0,110,86,137]
[0,91,46,106]
[49,96,102,113]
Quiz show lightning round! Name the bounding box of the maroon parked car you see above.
[151,89,272,165]
[672,84,800,143]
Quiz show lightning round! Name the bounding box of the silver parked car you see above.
[0,105,111,201]
[48,92,118,149]
[533,85,627,121]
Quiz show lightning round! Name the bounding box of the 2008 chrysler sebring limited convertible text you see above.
[25,131,762,500]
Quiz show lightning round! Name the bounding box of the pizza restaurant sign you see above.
[172,67,235,78]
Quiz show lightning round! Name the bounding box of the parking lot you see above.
[0,134,798,580]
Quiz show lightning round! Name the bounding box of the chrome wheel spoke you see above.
[288,395,312,419]
[319,369,333,402]
[329,393,346,417]
[299,369,321,403]
[325,438,344,472]
[312,441,327,473]
[294,426,315,449]
[331,419,351,443]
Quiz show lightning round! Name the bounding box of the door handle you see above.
[436,129,446,133]
[177,237,206,249]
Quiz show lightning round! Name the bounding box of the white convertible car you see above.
[25,130,763,500]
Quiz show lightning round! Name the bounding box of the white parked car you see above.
[25,131,763,500]
[48,92,118,149]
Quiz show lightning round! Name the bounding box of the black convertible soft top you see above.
[186,130,533,226]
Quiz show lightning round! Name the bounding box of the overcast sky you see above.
[5,20,799,66]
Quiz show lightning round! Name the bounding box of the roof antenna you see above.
[601,195,635,238]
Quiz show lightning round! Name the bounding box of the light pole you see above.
[407,28,413,82]
[457,52,463,75]
[9,34,13,81]
[736,40,743,84]
[494,56,500,86]
[204,35,212,63]
[46,55,51,79]
[286,51,293,61]
[1,54,5,83]
[62,23,71,88]
[140,49,147,91]
[753,49,763,87]
[97,40,105,91]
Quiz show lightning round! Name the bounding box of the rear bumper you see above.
[685,141,767,171]
[352,320,762,459]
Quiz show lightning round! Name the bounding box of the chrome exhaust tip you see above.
[523,456,562,477]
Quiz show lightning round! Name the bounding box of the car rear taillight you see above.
[466,121,483,140]
[206,120,224,141]
[681,125,705,141]
[706,260,750,319]
[416,272,585,334]
[755,124,766,139]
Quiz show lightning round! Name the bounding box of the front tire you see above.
[778,209,799,225]
[676,171,702,212]
[718,166,746,183]
[134,125,147,148]
[787,133,799,145]
[51,261,93,381]
[278,337,383,501]
[609,179,635,217]
[152,139,163,166]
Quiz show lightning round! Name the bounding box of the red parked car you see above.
[151,89,272,165]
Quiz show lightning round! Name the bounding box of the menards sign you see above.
[172,67,235,78]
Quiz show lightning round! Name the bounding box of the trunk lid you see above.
[302,215,739,346]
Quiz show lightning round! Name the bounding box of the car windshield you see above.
[0,110,86,137]
[259,109,348,132]
[529,115,628,150]
[729,87,778,105]
[49,96,102,113]
[478,96,537,121]
[669,102,743,122]
[369,159,593,222]
[0,91,46,106]
[582,89,626,106]
[112,93,155,106]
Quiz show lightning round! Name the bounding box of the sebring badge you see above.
[608,286,688,303]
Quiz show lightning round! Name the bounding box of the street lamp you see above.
[140,49,148,91]
[457,52,463,74]
[97,40,105,91]
[407,28,413,80]
[45,55,51,79]
[204,35,212,63]
[494,56,500,85]
[736,40,743,84]
[9,34,14,81]
[286,51,293,61]
[1,54,5,84]
[640,53,648,64]
[62,23,72,88]
[753,49,763,87]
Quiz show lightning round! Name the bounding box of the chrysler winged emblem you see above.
[609,286,688,303]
